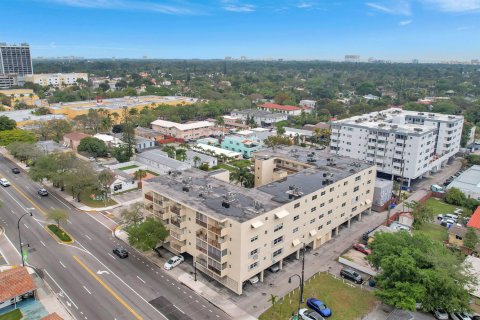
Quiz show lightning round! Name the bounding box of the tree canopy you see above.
[126,217,168,251]
[0,116,16,131]
[368,231,475,312]
[77,137,108,157]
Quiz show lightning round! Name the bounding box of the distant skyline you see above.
[2,0,480,61]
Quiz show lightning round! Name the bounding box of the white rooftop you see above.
[194,144,241,157]
[151,119,214,131]
[447,165,480,194]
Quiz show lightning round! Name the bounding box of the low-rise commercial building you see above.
[0,109,66,127]
[185,150,217,168]
[447,166,480,200]
[230,109,288,127]
[221,135,262,158]
[143,147,375,294]
[258,103,312,116]
[24,73,88,88]
[134,127,164,142]
[193,143,242,159]
[331,108,464,185]
[151,120,215,141]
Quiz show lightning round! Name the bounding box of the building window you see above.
[355,176,361,181]
[319,214,324,219]
[274,223,283,232]
[327,220,331,225]
[320,203,325,207]
[294,203,300,209]
[310,218,315,224]
[249,262,258,270]
[344,181,348,186]
[455,235,463,240]
[354,186,360,192]
[311,207,317,212]
[321,191,326,196]
[273,236,284,246]
[312,195,317,200]
[352,206,357,212]
[367,180,371,184]
[329,187,334,192]
[329,198,333,203]
[328,209,333,214]
[273,249,282,258]
[366,190,370,194]
[293,215,299,221]
[251,235,258,242]
[250,248,259,257]
[318,225,323,230]
[293,227,299,233]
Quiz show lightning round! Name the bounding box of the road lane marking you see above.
[67,219,72,224]
[83,286,92,295]
[136,276,146,284]
[173,305,185,314]
[44,269,79,309]
[85,213,114,231]
[73,255,143,320]
[59,261,67,268]
[9,181,47,217]
[84,235,92,240]
[3,232,21,258]
[40,241,46,247]
[107,253,117,260]
[23,223,29,229]
[48,191,71,209]
[10,210,14,215]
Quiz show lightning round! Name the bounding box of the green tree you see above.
[444,187,467,206]
[0,115,16,131]
[463,227,479,251]
[368,232,474,312]
[276,125,286,136]
[264,135,292,150]
[77,137,108,157]
[410,201,435,227]
[6,142,42,164]
[127,217,168,251]
[98,169,116,206]
[112,145,131,162]
[47,209,69,229]
[0,129,36,146]
[121,202,144,226]
[192,155,201,167]
[133,169,147,183]
[64,164,99,202]
[230,167,254,188]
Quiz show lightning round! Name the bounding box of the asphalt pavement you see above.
[0,156,230,320]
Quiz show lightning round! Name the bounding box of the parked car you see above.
[11,167,20,174]
[442,218,455,225]
[306,298,332,317]
[268,264,280,273]
[353,243,371,255]
[112,247,128,259]
[450,312,472,320]
[340,268,363,284]
[445,214,459,221]
[38,188,48,196]
[299,308,325,320]
[164,255,184,270]
[437,214,445,221]
[247,275,259,284]
[0,178,10,187]
[433,309,449,320]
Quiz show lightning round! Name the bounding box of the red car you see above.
[353,243,371,255]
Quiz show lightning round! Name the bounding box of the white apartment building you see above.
[24,73,88,87]
[330,108,464,185]
[143,147,375,294]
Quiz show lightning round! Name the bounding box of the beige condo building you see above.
[143,147,375,294]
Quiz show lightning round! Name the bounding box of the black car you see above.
[340,268,363,284]
[113,248,129,258]
[11,167,20,174]
[38,188,48,196]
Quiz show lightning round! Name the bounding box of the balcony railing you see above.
[145,194,153,201]
[196,245,207,254]
[208,225,223,236]
[196,219,208,228]
[196,232,207,241]
[170,206,181,215]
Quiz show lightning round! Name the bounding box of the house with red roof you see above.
[467,206,480,230]
[0,267,37,311]
[258,103,312,116]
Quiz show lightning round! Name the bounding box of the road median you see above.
[44,224,74,244]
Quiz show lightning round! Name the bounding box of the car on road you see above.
[353,243,371,255]
[112,248,129,259]
[433,309,449,320]
[164,255,184,270]
[306,298,332,317]
[450,312,472,320]
[0,178,10,187]
[11,167,20,174]
[299,308,325,320]
[38,188,48,196]
[340,268,363,284]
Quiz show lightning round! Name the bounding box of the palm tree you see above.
[215,116,225,140]
[230,167,254,188]
[193,156,201,167]
[176,148,187,161]
[268,294,278,310]
[134,169,148,187]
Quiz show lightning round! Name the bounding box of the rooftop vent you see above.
[322,172,333,178]
[245,200,265,214]
[418,112,424,115]
[286,185,303,200]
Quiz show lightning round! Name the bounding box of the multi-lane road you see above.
[0,156,230,320]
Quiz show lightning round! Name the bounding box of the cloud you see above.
[297,2,313,8]
[223,3,255,12]
[366,1,411,15]
[422,0,480,12]
[399,19,412,26]
[41,0,200,15]
[456,26,470,30]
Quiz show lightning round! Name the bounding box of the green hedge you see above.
[48,224,72,242]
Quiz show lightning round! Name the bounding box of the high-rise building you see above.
[0,43,33,76]
[143,147,375,294]
[330,108,464,185]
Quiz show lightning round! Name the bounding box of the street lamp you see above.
[18,211,33,267]
[289,274,302,319]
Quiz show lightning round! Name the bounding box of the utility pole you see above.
[300,242,306,303]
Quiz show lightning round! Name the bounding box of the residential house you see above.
[135,137,155,152]
[299,99,316,108]
[0,267,37,311]
[151,120,215,141]
[94,134,125,148]
[193,144,242,159]
[135,127,164,142]
[185,150,217,168]
[221,135,262,159]
[63,132,91,152]
[284,127,314,143]
[136,149,191,174]
[230,109,288,127]
[258,103,312,116]
[448,226,467,247]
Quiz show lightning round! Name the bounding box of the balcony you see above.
[170,218,187,229]
[170,230,187,242]
[208,238,228,250]
[196,245,207,254]
[208,224,228,237]
[196,219,208,228]
[196,231,208,241]
[145,194,153,202]
[170,239,186,253]
[170,206,181,215]
[208,262,228,277]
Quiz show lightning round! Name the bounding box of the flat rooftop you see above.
[0,109,66,122]
[448,165,480,194]
[333,107,463,134]
[146,146,373,222]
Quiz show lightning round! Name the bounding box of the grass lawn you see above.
[118,164,139,171]
[424,198,472,217]
[259,273,378,320]
[146,170,159,176]
[413,223,448,242]
[79,191,117,208]
[228,159,252,169]
[0,309,22,320]
[47,224,72,242]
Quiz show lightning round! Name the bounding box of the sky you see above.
[2,0,480,61]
